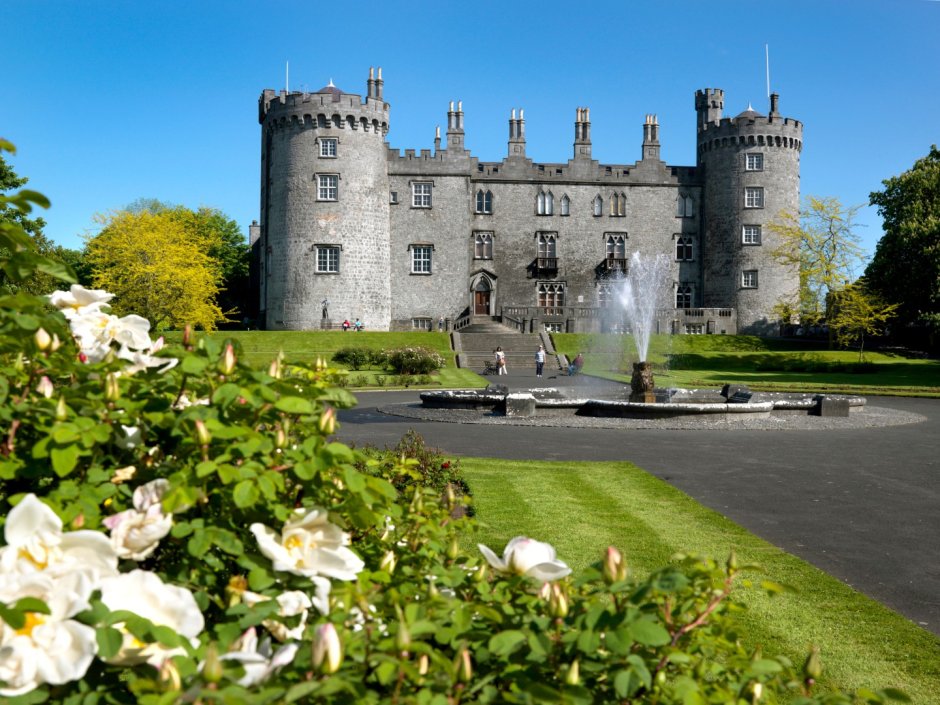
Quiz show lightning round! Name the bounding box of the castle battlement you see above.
[259,86,389,134]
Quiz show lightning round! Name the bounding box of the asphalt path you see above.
[336,381,940,635]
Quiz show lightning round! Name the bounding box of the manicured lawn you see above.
[162,330,487,389]
[461,457,940,702]
[554,333,940,397]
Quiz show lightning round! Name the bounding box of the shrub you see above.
[349,374,369,387]
[332,346,372,370]
[369,349,390,368]
[385,346,444,375]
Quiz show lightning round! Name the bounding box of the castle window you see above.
[412,182,432,208]
[742,225,762,245]
[319,138,338,158]
[677,194,695,217]
[412,317,432,330]
[390,191,399,204]
[605,233,627,260]
[410,245,433,274]
[676,284,693,309]
[676,236,694,261]
[475,189,493,214]
[474,231,494,259]
[742,270,759,288]
[537,232,557,259]
[315,245,340,273]
[560,194,570,216]
[745,153,764,171]
[538,282,565,313]
[317,174,338,201]
[596,281,624,308]
[536,190,554,215]
[744,187,764,209]
[609,192,626,217]
[593,195,603,217]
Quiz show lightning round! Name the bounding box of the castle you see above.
[253,68,802,335]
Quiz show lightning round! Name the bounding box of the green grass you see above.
[162,330,488,389]
[461,457,940,701]
[554,333,940,396]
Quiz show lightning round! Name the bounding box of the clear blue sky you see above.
[3,0,938,263]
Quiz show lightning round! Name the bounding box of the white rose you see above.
[102,479,172,560]
[0,571,98,697]
[0,494,118,582]
[478,536,571,582]
[98,570,204,667]
[220,627,299,687]
[47,285,114,319]
[250,507,364,581]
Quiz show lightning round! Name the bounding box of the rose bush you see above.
[0,148,907,703]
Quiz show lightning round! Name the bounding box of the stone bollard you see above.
[814,395,850,417]
[503,392,536,417]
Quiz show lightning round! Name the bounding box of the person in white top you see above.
[494,346,507,375]
[534,345,545,378]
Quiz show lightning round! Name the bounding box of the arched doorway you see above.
[473,277,491,315]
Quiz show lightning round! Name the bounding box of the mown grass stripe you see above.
[460,457,940,702]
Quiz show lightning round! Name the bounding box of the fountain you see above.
[419,252,866,422]
[618,253,671,402]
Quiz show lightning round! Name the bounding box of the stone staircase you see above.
[453,318,562,375]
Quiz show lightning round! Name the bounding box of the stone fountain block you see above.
[485,383,509,395]
[721,384,751,400]
[502,393,536,417]
[814,395,850,417]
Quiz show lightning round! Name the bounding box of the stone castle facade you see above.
[253,68,802,335]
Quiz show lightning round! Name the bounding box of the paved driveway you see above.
[337,386,940,635]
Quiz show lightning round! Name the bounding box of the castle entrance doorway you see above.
[473,277,492,315]
[474,291,490,315]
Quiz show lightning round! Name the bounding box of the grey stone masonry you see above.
[257,70,801,336]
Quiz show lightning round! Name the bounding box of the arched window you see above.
[593,195,603,217]
[538,282,565,312]
[476,189,493,214]
[605,233,627,259]
[675,236,694,261]
[537,232,557,258]
[474,231,493,259]
[536,191,545,215]
[610,192,626,216]
[560,194,570,216]
[677,194,695,217]
[676,284,692,309]
[545,191,554,215]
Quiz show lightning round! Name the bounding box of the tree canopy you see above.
[769,196,866,326]
[119,199,251,320]
[85,209,226,330]
[828,278,898,361]
[865,145,940,329]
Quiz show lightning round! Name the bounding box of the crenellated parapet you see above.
[696,91,802,156]
[259,86,389,136]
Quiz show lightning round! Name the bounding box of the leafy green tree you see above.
[866,145,940,331]
[769,196,866,327]
[828,278,899,361]
[86,209,225,330]
[122,199,251,320]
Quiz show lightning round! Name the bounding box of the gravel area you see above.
[376,401,925,431]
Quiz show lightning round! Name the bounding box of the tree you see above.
[866,145,940,330]
[769,196,866,326]
[85,209,225,330]
[122,199,251,321]
[828,279,899,361]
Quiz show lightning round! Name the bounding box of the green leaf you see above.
[50,445,80,477]
[274,396,314,415]
[248,567,275,591]
[180,356,208,375]
[286,681,320,703]
[629,619,671,647]
[748,658,784,676]
[233,480,260,508]
[488,629,527,657]
[344,466,366,493]
[96,626,124,659]
[882,688,912,702]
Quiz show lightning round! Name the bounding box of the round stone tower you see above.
[695,89,802,335]
[258,68,391,330]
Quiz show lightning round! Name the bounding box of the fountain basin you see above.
[419,386,866,419]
